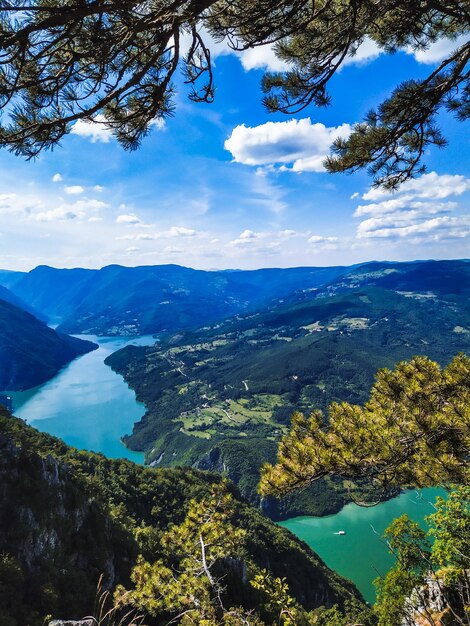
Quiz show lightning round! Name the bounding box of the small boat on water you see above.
[334,530,346,535]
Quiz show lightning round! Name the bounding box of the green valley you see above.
[105,261,470,518]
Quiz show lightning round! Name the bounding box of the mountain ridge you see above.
[0,298,97,391]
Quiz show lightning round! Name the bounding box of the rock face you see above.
[0,410,135,626]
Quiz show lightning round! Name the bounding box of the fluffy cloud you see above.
[64,185,84,195]
[342,37,382,66]
[225,118,352,172]
[239,45,288,72]
[308,234,339,244]
[52,173,63,182]
[407,34,468,65]
[279,229,298,239]
[363,172,470,201]
[167,226,197,238]
[229,230,281,256]
[71,114,165,144]
[115,226,199,240]
[71,115,112,143]
[0,189,107,223]
[116,213,142,225]
[357,215,470,240]
[355,172,470,242]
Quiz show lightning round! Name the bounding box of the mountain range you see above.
[104,259,470,518]
[0,263,351,334]
[1,259,468,516]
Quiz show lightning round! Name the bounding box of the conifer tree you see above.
[259,354,470,500]
[0,1,468,186]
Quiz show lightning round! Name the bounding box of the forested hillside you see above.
[0,299,97,391]
[0,408,370,626]
[106,261,469,518]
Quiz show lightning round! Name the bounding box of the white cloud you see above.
[239,229,258,240]
[52,173,63,183]
[355,172,470,242]
[363,172,470,201]
[36,207,80,222]
[342,37,382,66]
[239,45,288,72]
[163,245,185,255]
[354,198,457,218]
[167,226,197,238]
[150,117,166,131]
[71,113,165,144]
[93,185,104,193]
[124,246,139,254]
[88,216,104,222]
[308,234,339,244]
[115,226,200,240]
[71,115,112,143]
[0,188,108,223]
[357,215,470,240]
[407,34,469,65]
[279,229,298,239]
[64,185,84,195]
[225,118,352,172]
[230,230,263,248]
[116,213,142,225]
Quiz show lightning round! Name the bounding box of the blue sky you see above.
[0,35,468,271]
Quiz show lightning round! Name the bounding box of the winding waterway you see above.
[12,335,156,463]
[10,338,445,604]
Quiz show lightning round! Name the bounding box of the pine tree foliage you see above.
[0,0,468,185]
[374,486,470,626]
[259,354,470,500]
[116,484,373,626]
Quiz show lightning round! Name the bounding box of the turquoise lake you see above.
[11,338,445,604]
[280,486,445,604]
[13,335,156,463]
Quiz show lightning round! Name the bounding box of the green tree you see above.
[115,485,253,624]
[374,486,470,626]
[0,0,468,186]
[116,484,373,626]
[259,354,470,500]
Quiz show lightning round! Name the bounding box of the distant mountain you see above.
[2,265,96,325]
[5,260,468,337]
[106,261,470,519]
[0,269,25,290]
[304,259,470,301]
[6,263,350,335]
[0,298,97,391]
[0,284,45,320]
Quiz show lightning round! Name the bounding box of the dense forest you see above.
[0,408,369,626]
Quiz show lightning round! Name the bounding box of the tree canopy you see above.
[0,0,468,186]
[258,354,470,501]
[374,487,470,626]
